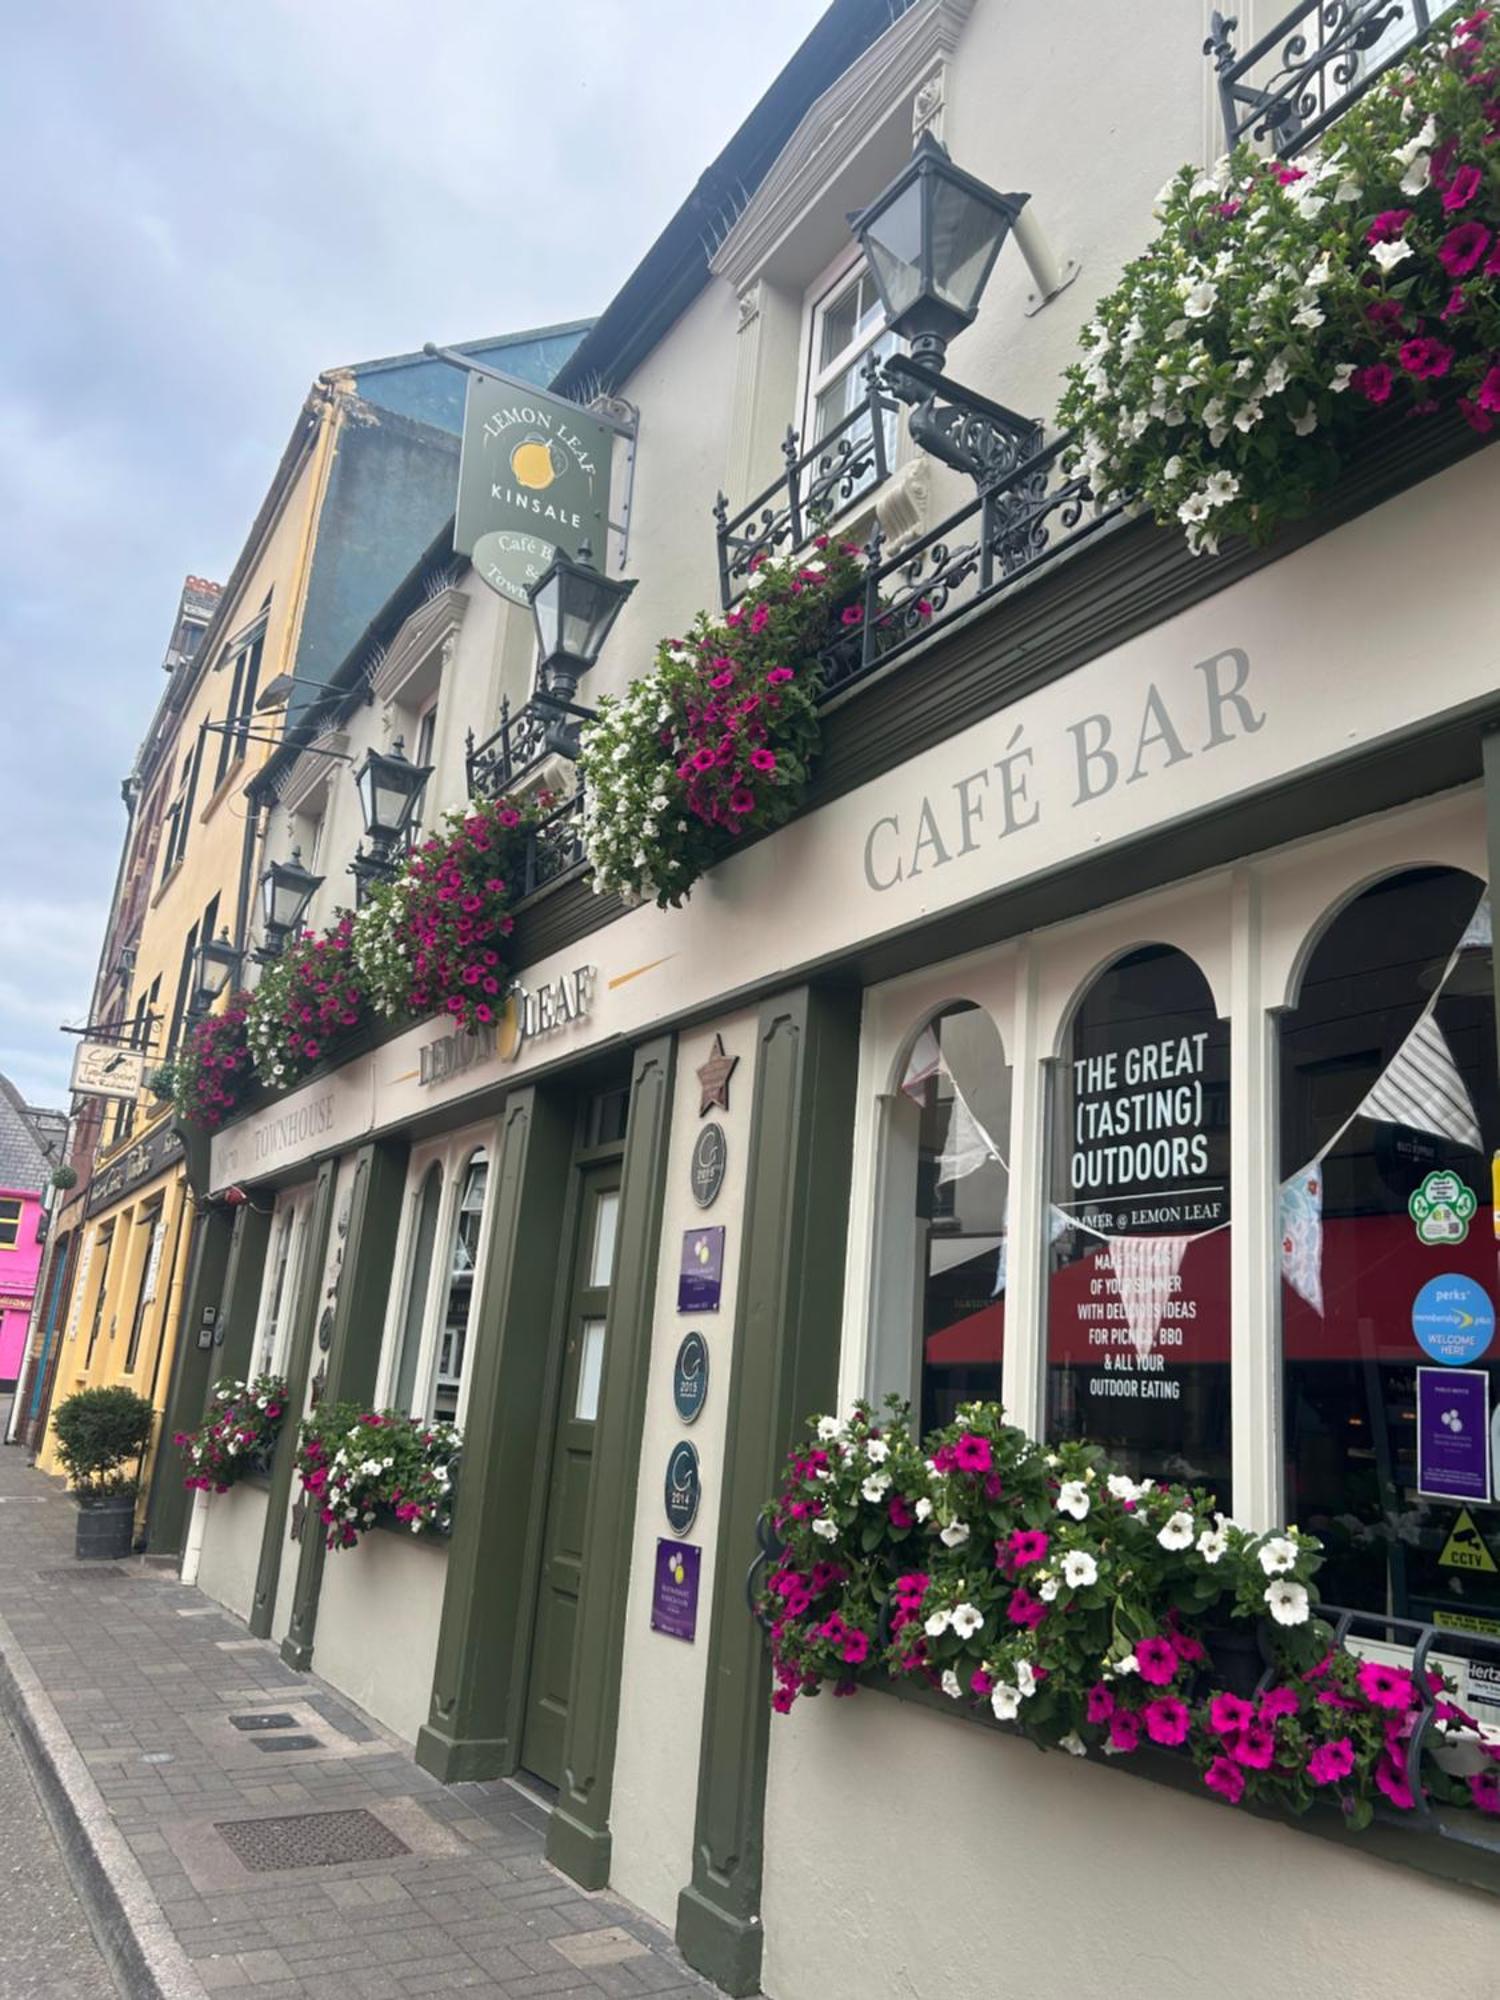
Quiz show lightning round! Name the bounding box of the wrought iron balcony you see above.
[714,359,900,608]
[465,696,584,803]
[814,430,1120,700]
[516,790,587,901]
[1205,1,1435,158]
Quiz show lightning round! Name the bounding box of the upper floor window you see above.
[410,700,440,840]
[215,629,264,787]
[0,1199,21,1252]
[802,256,899,510]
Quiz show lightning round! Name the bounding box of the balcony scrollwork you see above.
[1205,1,1435,157]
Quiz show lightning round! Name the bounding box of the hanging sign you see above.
[650,1538,702,1640]
[454,374,612,606]
[1409,1170,1477,1247]
[664,1440,701,1536]
[1417,1367,1491,1503]
[690,1123,727,1209]
[69,1041,147,1102]
[672,1331,709,1424]
[677,1227,725,1313]
[1413,1273,1496,1365]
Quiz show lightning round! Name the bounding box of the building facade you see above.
[156,3,1500,1996]
[0,1078,65,1387]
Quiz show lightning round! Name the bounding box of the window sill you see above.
[199,754,246,825]
[864,1670,1500,1901]
[150,858,184,909]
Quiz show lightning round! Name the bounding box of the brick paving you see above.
[0,1438,720,1999]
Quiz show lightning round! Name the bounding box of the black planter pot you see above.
[1202,1620,1267,1700]
[75,1493,136,1561]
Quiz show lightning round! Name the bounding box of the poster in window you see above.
[1045,945,1231,1500]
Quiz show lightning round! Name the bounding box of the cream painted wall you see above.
[196,1482,271,1624]
[313,1531,448,1745]
[609,1009,761,1927]
[760,1691,1500,2000]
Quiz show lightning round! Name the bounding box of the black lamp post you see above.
[849,134,1042,488]
[527,542,636,726]
[258,846,322,957]
[191,927,241,1014]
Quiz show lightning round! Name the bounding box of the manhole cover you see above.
[251,1734,321,1753]
[228,1712,298,1732]
[214,1809,410,1872]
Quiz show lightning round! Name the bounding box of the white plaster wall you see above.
[610,1009,761,1927]
[312,1528,448,1745]
[762,1692,1500,2000]
[195,1482,270,1624]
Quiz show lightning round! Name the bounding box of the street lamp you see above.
[850,133,1028,372]
[353,737,432,853]
[848,134,1044,489]
[192,927,241,1013]
[527,542,636,717]
[258,846,322,957]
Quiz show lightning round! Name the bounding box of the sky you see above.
[0,0,826,1110]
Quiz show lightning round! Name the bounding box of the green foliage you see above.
[51,1385,156,1495]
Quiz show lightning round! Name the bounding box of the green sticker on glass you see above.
[1409,1169,1478,1246]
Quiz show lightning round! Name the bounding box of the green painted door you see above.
[520,1166,620,1788]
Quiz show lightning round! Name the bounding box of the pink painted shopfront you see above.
[0,1077,62,1388]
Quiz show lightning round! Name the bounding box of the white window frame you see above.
[376,1119,498,1429]
[251,1185,313,1380]
[798,244,898,459]
[409,696,440,841]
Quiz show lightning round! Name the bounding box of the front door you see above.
[519,1164,620,1788]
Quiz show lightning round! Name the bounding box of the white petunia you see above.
[865,1438,889,1464]
[811,1516,839,1542]
[1196,1526,1228,1564]
[1393,115,1436,167]
[990,1683,1022,1721]
[941,1669,963,1700]
[939,1520,971,1549]
[1038,1578,1060,1603]
[1181,281,1219,319]
[1062,1550,1099,1589]
[1292,302,1325,330]
[1399,154,1430,197]
[815,1415,843,1442]
[1057,1481,1091,1520]
[924,1605,953,1638]
[1292,407,1318,436]
[1178,491,1211,526]
[1161,455,1184,483]
[1265,1579,1310,1627]
[1016,1659,1039,1698]
[1258,1535,1299,1576]
[1157,1511,1196,1552]
[1203,470,1239,509]
[1115,1653,1139,1676]
[1329,362,1355,393]
[1232,401,1264,433]
[1059,1731,1088,1757]
[861,1472,891,1504]
[1334,176,1361,203]
[1370,238,1414,273]
[951,1602,985,1640]
[915,1497,933,1523]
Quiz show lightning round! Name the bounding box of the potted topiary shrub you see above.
[50,1386,156,1559]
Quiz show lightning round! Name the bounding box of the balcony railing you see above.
[465,697,558,802]
[516,790,587,900]
[1205,1,1435,157]
[714,359,900,608]
[813,429,1121,700]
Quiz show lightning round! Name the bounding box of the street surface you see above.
[0,1707,116,1998]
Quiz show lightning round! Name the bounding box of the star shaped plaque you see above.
[696,1035,739,1117]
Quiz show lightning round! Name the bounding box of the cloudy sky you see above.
[0,0,824,1108]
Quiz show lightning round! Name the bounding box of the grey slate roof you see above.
[0,1075,55,1192]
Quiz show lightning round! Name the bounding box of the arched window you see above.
[1045,945,1232,1502]
[1280,866,1497,1624]
[391,1163,443,1415]
[879,1004,1011,1434]
[431,1148,488,1425]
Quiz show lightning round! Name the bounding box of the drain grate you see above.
[250,1734,321,1753]
[214,1808,410,1872]
[228,1712,297,1732]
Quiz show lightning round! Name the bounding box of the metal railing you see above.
[1204,1,1435,156]
[714,358,900,607]
[465,697,561,802]
[514,790,588,902]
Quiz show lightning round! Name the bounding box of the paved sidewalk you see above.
[0,1441,719,2000]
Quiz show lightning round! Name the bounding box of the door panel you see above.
[521,1168,619,1787]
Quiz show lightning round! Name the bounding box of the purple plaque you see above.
[1417,1367,1491,1502]
[650,1538,701,1641]
[677,1226,725,1313]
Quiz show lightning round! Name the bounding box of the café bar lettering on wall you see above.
[454,373,613,606]
[86,1121,185,1217]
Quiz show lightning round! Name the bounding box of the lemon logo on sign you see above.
[509,435,567,492]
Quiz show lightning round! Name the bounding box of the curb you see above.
[0,1604,207,2000]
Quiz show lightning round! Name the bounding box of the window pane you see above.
[1281,868,1498,1629]
[431,1151,488,1424]
[588,1189,619,1289]
[257,1206,297,1378]
[1046,946,1232,1503]
[905,1006,1011,1435]
[394,1165,443,1414]
[818,275,863,369]
[575,1317,607,1422]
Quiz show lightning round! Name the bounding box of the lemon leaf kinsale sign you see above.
[454,372,613,605]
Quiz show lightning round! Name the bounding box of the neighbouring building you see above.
[0,1078,65,1388]
[40,326,589,1534]
[156,3,1500,1996]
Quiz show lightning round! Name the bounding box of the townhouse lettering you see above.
[862,647,1265,892]
[251,1093,336,1163]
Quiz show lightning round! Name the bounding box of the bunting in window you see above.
[1105,1233,1192,1365]
[1279,1166,1324,1318]
[1356,1011,1483,1155]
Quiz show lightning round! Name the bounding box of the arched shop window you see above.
[1046,945,1232,1504]
[885,1004,1011,1435]
[391,1162,443,1416]
[1280,867,1496,1628]
[430,1148,488,1425]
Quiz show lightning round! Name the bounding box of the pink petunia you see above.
[1143,1697,1191,1746]
[953,1433,992,1474]
[1108,1709,1142,1754]
[1439,221,1492,275]
[1085,1683,1115,1725]
[1356,1659,1416,1711]
[1442,163,1484,212]
[1306,1737,1356,1786]
[1208,1691,1255,1736]
[1204,1755,1245,1804]
[1136,1637,1179,1686]
[1007,1527,1050,1569]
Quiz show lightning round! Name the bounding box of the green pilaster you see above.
[415,1083,574,1783]
[145,1201,236,1557]
[676,986,860,1997]
[281,1140,409,1671]
[248,1159,336,1640]
[548,1035,676,1889]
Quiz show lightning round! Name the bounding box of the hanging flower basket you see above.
[174,1375,289,1493]
[172,995,252,1130]
[294,1403,461,1550]
[246,914,371,1088]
